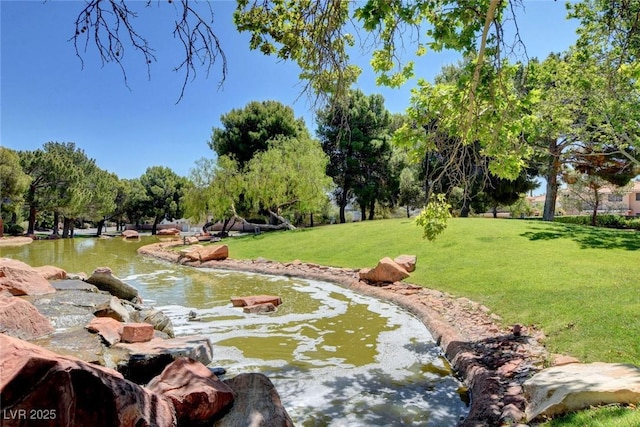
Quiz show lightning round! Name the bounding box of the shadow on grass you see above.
[521,223,640,251]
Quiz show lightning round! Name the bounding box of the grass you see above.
[540,405,639,427]
[223,217,640,365]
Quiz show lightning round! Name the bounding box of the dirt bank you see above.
[139,241,549,427]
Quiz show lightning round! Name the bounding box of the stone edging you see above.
[138,241,549,427]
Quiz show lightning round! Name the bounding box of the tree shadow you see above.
[520,223,640,250]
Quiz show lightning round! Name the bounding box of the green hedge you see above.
[554,214,640,230]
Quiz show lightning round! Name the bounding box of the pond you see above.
[1,236,468,426]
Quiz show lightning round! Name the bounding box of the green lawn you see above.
[224,217,640,366]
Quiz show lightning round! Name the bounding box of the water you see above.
[1,236,468,426]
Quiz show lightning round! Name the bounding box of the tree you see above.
[0,147,31,236]
[398,166,425,218]
[243,135,333,229]
[84,170,119,236]
[209,100,309,167]
[316,90,392,223]
[139,166,188,235]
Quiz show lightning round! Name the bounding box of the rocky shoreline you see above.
[138,241,551,427]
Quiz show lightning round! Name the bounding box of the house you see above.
[528,180,640,216]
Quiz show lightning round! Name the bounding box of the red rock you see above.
[86,317,124,346]
[393,254,417,273]
[551,354,581,366]
[231,295,282,307]
[217,373,294,427]
[147,357,235,425]
[121,230,139,238]
[358,257,410,284]
[243,303,277,314]
[121,323,155,343]
[33,265,67,280]
[0,333,177,427]
[0,258,56,296]
[157,228,181,236]
[182,244,229,262]
[0,295,54,340]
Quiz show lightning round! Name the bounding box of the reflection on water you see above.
[1,237,468,426]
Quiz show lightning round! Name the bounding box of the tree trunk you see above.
[96,219,105,236]
[406,205,410,218]
[52,212,60,237]
[152,217,160,235]
[338,192,347,223]
[591,188,599,226]
[62,217,73,238]
[368,199,375,221]
[460,198,471,218]
[310,213,314,227]
[360,203,366,221]
[492,206,498,218]
[27,202,37,235]
[543,138,561,221]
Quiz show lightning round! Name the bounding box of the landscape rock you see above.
[121,323,155,343]
[182,244,229,262]
[24,289,112,330]
[121,230,140,239]
[0,295,54,340]
[52,279,97,292]
[358,257,410,284]
[550,354,581,366]
[0,333,177,427]
[523,362,640,421]
[147,357,235,425]
[243,302,278,314]
[86,267,139,301]
[116,336,213,384]
[184,236,200,245]
[0,257,56,296]
[231,295,282,307]
[86,317,123,346]
[393,254,417,273]
[216,373,294,427]
[157,228,181,236]
[131,308,175,338]
[94,296,131,322]
[33,265,67,280]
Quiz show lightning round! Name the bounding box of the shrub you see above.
[3,223,24,236]
[554,214,640,230]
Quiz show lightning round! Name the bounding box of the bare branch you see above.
[67,0,226,102]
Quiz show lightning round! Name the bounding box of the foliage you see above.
[139,166,188,234]
[3,222,24,236]
[554,214,640,231]
[397,165,425,217]
[414,193,451,241]
[0,147,30,222]
[243,135,333,217]
[316,89,393,223]
[209,100,309,166]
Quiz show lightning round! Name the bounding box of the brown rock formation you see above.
[0,258,56,296]
[358,257,410,284]
[231,295,282,307]
[216,373,293,427]
[147,357,235,425]
[0,295,54,340]
[0,333,177,427]
[33,265,67,280]
[121,323,155,343]
[86,317,123,346]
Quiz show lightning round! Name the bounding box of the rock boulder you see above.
[0,333,177,427]
[33,265,67,280]
[86,317,124,346]
[524,362,640,421]
[231,295,282,307]
[358,257,410,284]
[121,230,139,239]
[182,244,229,262]
[86,267,139,301]
[393,254,417,273]
[0,258,56,296]
[0,295,54,340]
[147,357,235,425]
[216,373,294,427]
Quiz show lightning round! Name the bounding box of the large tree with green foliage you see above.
[209,100,309,167]
[316,90,392,223]
[0,147,31,236]
[139,166,188,235]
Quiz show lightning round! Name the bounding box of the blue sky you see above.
[1,1,579,180]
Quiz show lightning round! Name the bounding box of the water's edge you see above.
[138,241,550,426]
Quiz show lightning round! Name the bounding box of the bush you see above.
[3,223,24,236]
[554,214,640,230]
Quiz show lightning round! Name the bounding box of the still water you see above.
[1,236,468,426]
